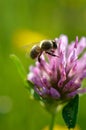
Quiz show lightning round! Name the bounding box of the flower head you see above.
[27,35,86,103]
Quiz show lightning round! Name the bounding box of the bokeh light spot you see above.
[12,29,46,52]
[42,125,80,130]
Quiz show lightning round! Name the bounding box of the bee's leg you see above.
[50,49,54,53]
[46,51,59,57]
[38,52,42,62]
[38,56,41,62]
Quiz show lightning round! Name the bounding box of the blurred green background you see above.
[1,0,86,130]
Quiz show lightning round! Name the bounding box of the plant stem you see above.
[49,112,56,130]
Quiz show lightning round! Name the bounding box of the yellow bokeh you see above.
[42,125,80,130]
[12,29,46,52]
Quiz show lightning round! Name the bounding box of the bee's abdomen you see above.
[30,45,41,59]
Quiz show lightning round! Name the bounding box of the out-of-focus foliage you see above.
[0,0,86,130]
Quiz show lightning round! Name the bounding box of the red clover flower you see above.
[28,35,86,101]
[27,35,86,129]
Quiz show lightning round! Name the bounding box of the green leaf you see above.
[27,80,34,89]
[62,95,79,129]
[10,54,29,88]
[33,91,41,100]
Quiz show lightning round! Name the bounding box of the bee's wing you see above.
[23,42,39,49]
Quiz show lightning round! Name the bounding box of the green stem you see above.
[49,112,56,130]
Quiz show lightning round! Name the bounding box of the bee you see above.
[30,40,58,62]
